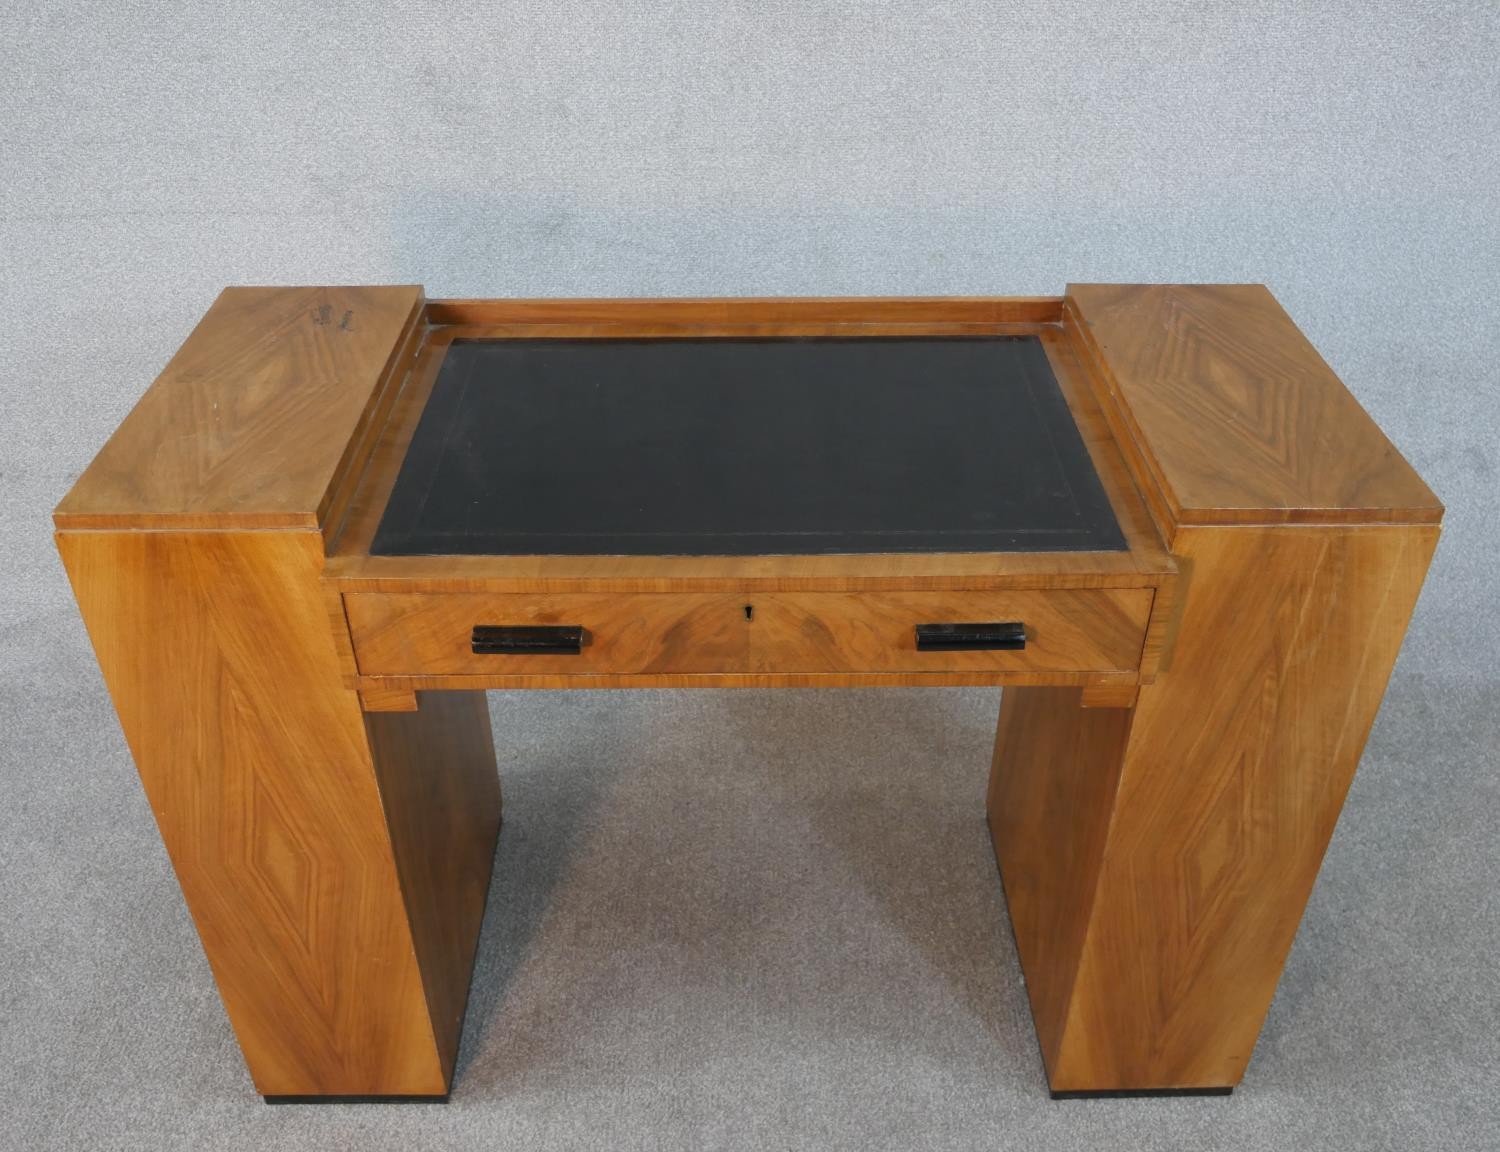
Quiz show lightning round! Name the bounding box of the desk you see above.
[54,286,1441,1100]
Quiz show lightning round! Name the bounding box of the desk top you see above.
[369,335,1125,557]
[54,287,1439,598]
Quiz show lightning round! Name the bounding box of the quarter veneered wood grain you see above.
[992,522,1439,1093]
[1058,523,1438,1090]
[56,285,1442,1102]
[1065,284,1442,531]
[54,285,423,530]
[56,528,498,1096]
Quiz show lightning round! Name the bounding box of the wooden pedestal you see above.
[55,284,1440,1098]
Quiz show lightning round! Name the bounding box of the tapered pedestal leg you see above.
[988,523,1437,1093]
[57,528,500,1098]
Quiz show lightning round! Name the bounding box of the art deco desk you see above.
[54,286,1442,1101]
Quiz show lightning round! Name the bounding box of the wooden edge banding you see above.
[432,321,1054,340]
[1061,296,1181,545]
[1137,582,1177,683]
[322,585,362,687]
[1035,328,1177,578]
[424,295,1064,327]
[323,565,1171,595]
[325,334,451,564]
[320,295,428,544]
[53,509,323,531]
[1147,550,1195,678]
[351,671,1141,691]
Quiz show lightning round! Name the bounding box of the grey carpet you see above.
[2,2,1497,1149]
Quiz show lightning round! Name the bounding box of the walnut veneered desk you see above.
[54,286,1442,1101]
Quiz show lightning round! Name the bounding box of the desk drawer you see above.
[346,592,750,676]
[343,588,1152,678]
[746,590,1151,674]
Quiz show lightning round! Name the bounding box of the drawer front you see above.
[346,592,750,676]
[746,590,1151,674]
[344,588,1151,678]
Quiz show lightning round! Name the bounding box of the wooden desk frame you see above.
[55,286,1441,1100]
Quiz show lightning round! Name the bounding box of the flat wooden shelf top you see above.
[1065,283,1442,528]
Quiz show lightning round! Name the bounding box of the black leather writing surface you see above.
[371,336,1126,556]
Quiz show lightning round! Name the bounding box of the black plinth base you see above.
[264,1093,449,1105]
[1051,1086,1233,1100]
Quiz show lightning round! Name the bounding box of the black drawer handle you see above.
[915,622,1026,651]
[471,625,585,655]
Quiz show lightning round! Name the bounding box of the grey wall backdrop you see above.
[3,3,1496,1150]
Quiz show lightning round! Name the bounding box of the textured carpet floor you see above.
[2,3,1497,1149]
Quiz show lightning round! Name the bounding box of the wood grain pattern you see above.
[56,285,1443,1101]
[348,670,1143,691]
[985,285,1448,1093]
[744,590,1150,674]
[1065,284,1442,531]
[360,685,420,712]
[1059,523,1438,1090]
[50,282,502,1098]
[990,523,1439,1091]
[318,303,427,547]
[53,288,1179,1099]
[1135,576,1178,683]
[342,588,1151,680]
[327,552,1170,595]
[348,592,751,676]
[54,285,423,531]
[424,295,1064,327]
[1078,682,1139,708]
[364,691,500,1083]
[988,687,1133,1071]
[56,530,452,1094]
